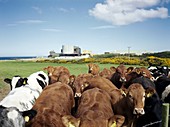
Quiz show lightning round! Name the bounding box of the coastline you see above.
[0,56,47,62]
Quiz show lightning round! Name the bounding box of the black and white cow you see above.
[148,66,169,80]
[0,71,49,112]
[155,76,170,103]
[4,76,27,90]
[0,105,36,127]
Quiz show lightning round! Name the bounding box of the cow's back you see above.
[26,82,74,127]
[76,88,114,127]
[0,87,39,111]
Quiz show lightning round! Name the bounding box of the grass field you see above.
[0,61,118,88]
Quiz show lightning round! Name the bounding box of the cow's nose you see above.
[49,73,52,76]
[88,70,92,73]
[133,108,145,115]
[75,93,81,97]
[120,77,126,82]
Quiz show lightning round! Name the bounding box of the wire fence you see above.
[142,120,162,127]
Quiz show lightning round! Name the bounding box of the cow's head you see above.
[127,83,159,116]
[43,66,55,76]
[139,67,155,81]
[4,76,28,90]
[73,74,92,97]
[116,64,127,82]
[126,83,145,115]
[87,63,100,75]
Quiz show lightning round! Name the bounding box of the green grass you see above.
[0,61,117,88]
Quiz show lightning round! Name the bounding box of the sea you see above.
[0,56,37,61]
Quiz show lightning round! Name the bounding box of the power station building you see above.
[48,45,82,58]
[60,45,81,56]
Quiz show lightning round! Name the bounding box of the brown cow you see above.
[110,64,127,89]
[112,83,153,127]
[87,63,100,75]
[99,67,116,80]
[62,88,125,127]
[72,73,126,116]
[43,66,70,84]
[73,73,117,97]
[138,67,155,81]
[26,82,75,127]
[123,67,155,88]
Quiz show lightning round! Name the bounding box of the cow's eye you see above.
[128,94,133,99]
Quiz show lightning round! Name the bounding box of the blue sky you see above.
[0,0,170,56]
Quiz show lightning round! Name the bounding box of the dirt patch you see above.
[0,86,10,101]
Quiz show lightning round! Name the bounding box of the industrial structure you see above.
[48,45,91,59]
[60,45,81,56]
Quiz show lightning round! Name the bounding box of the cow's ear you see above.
[22,109,37,122]
[84,83,89,88]
[135,68,141,75]
[110,66,116,72]
[110,121,116,127]
[145,87,156,98]
[69,75,76,83]
[4,78,12,84]
[43,67,47,70]
[120,88,127,97]
[62,115,80,127]
[23,78,28,85]
[108,115,125,127]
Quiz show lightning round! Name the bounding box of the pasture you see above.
[0,61,121,100]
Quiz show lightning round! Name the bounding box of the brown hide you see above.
[74,74,117,97]
[124,67,154,88]
[87,63,100,75]
[138,67,154,81]
[124,71,141,88]
[113,83,145,127]
[109,89,126,105]
[44,66,70,84]
[99,68,115,80]
[75,88,124,127]
[26,82,75,127]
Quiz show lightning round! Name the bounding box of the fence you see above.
[162,103,169,127]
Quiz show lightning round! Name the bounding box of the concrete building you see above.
[60,45,81,56]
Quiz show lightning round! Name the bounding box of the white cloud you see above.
[17,20,45,24]
[89,0,169,25]
[58,7,76,13]
[90,25,116,30]
[58,8,69,13]
[41,28,62,32]
[32,6,42,14]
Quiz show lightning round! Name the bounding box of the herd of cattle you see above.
[0,63,170,127]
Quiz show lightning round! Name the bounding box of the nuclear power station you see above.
[60,45,81,56]
[48,45,91,59]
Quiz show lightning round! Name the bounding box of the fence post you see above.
[162,103,169,127]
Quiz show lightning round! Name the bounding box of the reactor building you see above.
[60,45,81,56]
